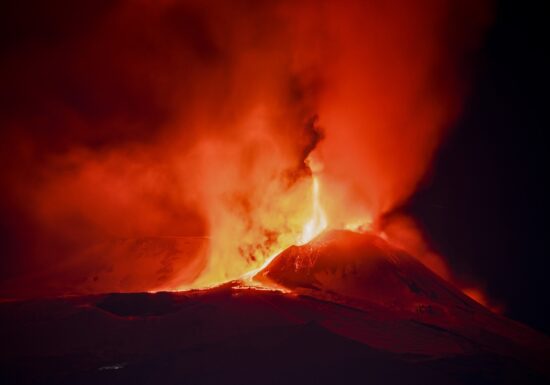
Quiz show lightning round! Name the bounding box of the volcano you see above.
[1,231,548,385]
[255,229,479,312]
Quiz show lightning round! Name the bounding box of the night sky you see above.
[407,0,549,333]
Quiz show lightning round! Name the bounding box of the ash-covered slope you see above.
[1,230,548,385]
[255,230,549,362]
[255,229,478,312]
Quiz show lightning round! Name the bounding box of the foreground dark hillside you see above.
[1,233,548,385]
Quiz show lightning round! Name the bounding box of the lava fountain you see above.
[296,175,327,246]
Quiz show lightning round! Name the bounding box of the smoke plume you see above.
[0,0,491,296]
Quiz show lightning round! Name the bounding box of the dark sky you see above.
[407,0,549,333]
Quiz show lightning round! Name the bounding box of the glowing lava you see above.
[240,172,328,288]
[297,176,328,245]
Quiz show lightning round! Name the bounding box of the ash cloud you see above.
[0,0,491,296]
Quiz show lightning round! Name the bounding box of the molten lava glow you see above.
[191,159,344,290]
[296,176,327,246]
[239,171,331,289]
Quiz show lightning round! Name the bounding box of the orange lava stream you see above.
[240,172,328,289]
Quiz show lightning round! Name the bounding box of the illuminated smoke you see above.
[0,0,492,296]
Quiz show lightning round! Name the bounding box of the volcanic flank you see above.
[253,230,549,356]
[2,230,549,385]
[254,229,476,312]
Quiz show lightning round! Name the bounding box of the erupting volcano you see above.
[2,229,548,384]
[1,0,548,384]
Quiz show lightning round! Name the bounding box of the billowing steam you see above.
[0,0,491,297]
